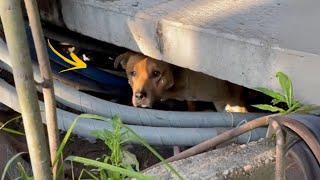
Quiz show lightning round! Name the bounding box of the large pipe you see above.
[0,78,266,146]
[0,0,52,179]
[23,0,60,176]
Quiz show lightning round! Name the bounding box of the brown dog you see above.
[115,52,247,112]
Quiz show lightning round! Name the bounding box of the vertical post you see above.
[0,0,52,179]
[23,0,60,178]
[269,119,285,180]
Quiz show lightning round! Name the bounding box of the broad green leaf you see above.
[252,104,285,113]
[255,87,285,102]
[271,99,282,106]
[66,156,155,180]
[276,72,293,107]
[1,152,27,180]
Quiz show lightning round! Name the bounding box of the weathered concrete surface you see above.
[144,139,276,179]
[61,0,320,105]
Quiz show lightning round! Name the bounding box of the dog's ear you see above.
[114,52,134,69]
[161,69,174,90]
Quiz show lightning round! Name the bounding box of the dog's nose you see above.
[135,91,146,100]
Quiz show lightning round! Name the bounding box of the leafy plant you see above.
[252,71,319,114]
[89,115,141,179]
[2,114,182,179]
[69,114,182,180]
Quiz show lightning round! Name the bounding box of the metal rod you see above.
[0,0,52,179]
[269,119,285,180]
[23,0,60,178]
[166,115,272,162]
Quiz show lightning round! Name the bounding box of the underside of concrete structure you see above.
[33,0,320,105]
[45,0,320,105]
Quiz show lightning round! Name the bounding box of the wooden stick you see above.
[23,0,60,178]
[0,0,52,179]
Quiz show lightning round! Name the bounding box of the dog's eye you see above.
[152,71,161,77]
[130,71,136,77]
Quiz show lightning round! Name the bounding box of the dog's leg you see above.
[213,101,248,112]
[213,101,227,112]
[186,101,196,111]
[225,104,248,112]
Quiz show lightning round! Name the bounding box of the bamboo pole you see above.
[0,0,52,179]
[23,0,60,178]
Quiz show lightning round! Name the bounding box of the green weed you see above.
[253,71,319,114]
[2,114,181,180]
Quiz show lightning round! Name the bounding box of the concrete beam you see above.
[61,0,320,105]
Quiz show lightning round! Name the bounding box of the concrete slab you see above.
[144,139,276,179]
[61,0,320,105]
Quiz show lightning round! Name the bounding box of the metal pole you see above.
[23,0,60,177]
[269,119,285,180]
[0,0,52,179]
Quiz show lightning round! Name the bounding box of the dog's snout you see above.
[135,91,147,100]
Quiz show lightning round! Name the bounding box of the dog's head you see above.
[115,52,174,108]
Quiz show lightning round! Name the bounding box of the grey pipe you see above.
[0,78,266,145]
[0,39,268,128]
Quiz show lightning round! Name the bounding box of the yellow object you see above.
[47,39,87,72]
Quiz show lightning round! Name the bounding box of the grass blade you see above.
[56,160,65,180]
[0,116,24,136]
[123,125,183,180]
[66,156,155,180]
[53,114,81,166]
[0,116,22,129]
[276,72,293,107]
[78,169,99,180]
[1,152,27,180]
[17,162,30,180]
[0,127,25,136]
[252,104,285,113]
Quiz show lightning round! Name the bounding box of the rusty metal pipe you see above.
[276,116,320,163]
[269,119,285,180]
[166,115,272,162]
[0,0,52,179]
[23,0,60,178]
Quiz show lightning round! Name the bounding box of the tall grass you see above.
[2,114,182,180]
